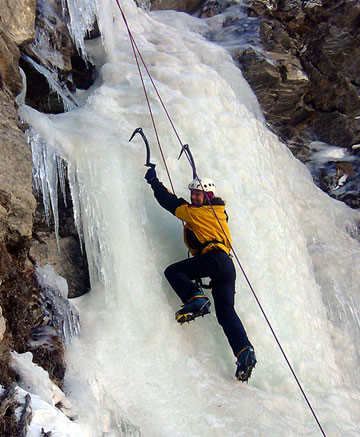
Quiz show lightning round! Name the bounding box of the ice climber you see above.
[145,167,256,382]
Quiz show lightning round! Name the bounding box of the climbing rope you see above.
[114,0,176,194]
[113,2,326,435]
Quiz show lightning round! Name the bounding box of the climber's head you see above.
[188,178,216,206]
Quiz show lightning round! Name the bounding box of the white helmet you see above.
[188,178,216,196]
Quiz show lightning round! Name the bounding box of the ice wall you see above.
[21,0,360,435]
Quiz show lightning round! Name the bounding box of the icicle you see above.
[15,68,27,106]
[66,162,84,249]
[21,54,77,111]
[27,128,70,250]
[57,156,68,208]
[19,106,86,259]
[29,27,66,71]
[30,0,68,70]
[61,0,97,59]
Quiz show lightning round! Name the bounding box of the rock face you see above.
[195,0,360,206]
[12,0,92,299]
[0,89,36,251]
[0,0,37,261]
[20,0,95,113]
[1,0,37,45]
[0,0,35,96]
[0,2,88,432]
[237,0,360,150]
[0,2,56,432]
[150,0,203,13]
[0,1,37,281]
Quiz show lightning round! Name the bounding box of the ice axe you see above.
[129,127,156,169]
[178,143,196,179]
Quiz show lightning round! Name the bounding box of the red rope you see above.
[114,0,175,193]
[113,2,326,435]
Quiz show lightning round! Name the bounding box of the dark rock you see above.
[0,8,39,404]
[21,0,74,72]
[30,233,90,299]
[221,0,360,207]
[240,0,360,151]
[0,86,36,262]
[0,0,37,46]
[71,52,96,90]
[0,388,19,437]
[150,0,204,13]
[310,111,360,149]
[199,0,235,18]
[0,29,23,96]
[19,56,65,113]
[29,326,66,387]
[0,264,66,393]
[20,0,95,113]
[235,47,311,129]
[0,242,15,282]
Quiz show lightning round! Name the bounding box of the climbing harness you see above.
[114,1,327,435]
[198,239,223,255]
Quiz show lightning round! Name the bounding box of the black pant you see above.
[164,250,251,357]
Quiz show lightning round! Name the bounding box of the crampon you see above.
[235,346,257,383]
[175,296,211,325]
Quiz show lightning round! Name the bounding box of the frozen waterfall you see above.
[19,0,360,435]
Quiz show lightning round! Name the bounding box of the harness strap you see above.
[198,239,223,255]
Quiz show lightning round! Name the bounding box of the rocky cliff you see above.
[236,0,360,150]
[234,0,360,206]
[0,1,83,434]
[0,0,359,434]
[0,1,47,433]
[151,0,360,206]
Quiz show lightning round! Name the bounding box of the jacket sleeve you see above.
[149,178,188,215]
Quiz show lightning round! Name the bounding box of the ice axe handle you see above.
[129,127,156,169]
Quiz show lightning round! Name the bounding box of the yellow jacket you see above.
[149,177,231,256]
[175,203,232,256]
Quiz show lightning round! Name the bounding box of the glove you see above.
[145,167,157,184]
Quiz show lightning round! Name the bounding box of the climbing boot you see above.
[175,293,211,324]
[235,346,256,382]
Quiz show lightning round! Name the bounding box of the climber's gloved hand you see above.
[145,167,157,184]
